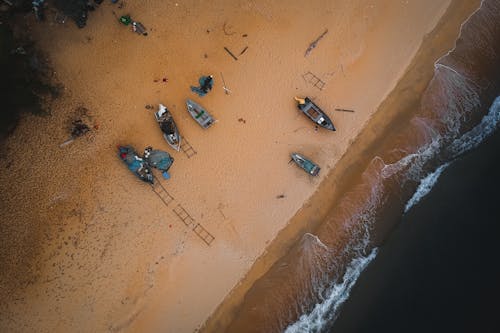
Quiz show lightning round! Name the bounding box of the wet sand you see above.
[0,1,477,332]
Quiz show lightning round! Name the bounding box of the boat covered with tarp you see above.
[144,146,174,179]
[118,145,154,184]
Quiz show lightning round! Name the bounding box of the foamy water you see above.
[404,163,450,213]
[285,248,377,333]
[405,96,500,213]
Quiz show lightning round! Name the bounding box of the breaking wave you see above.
[404,96,500,214]
[404,163,450,213]
[284,248,377,333]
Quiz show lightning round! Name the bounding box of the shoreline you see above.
[0,1,481,332]
[200,1,481,331]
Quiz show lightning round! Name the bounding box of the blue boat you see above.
[291,153,321,176]
[118,145,154,184]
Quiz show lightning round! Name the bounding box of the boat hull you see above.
[118,145,154,184]
[291,153,321,176]
[296,97,335,131]
[186,99,215,129]
[155,104,181,151]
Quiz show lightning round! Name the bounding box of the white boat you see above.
[154,104,181,151]
[186,99,216,129]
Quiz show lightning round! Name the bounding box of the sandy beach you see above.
[0,0,480,332]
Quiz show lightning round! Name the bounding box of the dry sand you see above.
[0,0,476,332]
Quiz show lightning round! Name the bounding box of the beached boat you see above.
[186,99,216,129]
[294,97,335,131]
[118,145,154,184]
[154,104,181,151]
[291,153,321,176]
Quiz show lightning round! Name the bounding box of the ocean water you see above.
[329,103,500,333]
[224,1,500,332]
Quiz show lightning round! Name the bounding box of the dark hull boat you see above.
[291,153,321,176]
[118,145,154,184]
[155,104,181,151]
[186,99,216,129]
[294,96,335,131]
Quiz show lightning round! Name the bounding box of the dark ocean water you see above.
[330,116,500,333]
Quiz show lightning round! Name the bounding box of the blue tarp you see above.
[190,75,213,97]
[145,149,173,172]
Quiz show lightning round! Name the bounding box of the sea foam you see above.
[404,95,500,214]
[404,163,450,213]
[284,248,378,333]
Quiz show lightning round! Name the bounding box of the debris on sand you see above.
[305,29,328,57]
[59,106,95,147]
[224,47,238,61]
[70,119,90,138]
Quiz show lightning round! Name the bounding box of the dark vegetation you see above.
[0,22,59,140]
[0,0,103,140]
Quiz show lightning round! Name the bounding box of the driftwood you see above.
[239,46,248,55]
[59,138,75,148]
[224,47,238,61]
[335,108,355,113]
[305,29,328,57]
[220,72,231,95]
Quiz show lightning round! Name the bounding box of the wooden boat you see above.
[154,104,181,151]
[291,153,321,176]
[294,96,335,131]
[186,99,215,129]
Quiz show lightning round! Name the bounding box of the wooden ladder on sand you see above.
[193,223,215,246]
[150,169,215,246]
[180,137,197,158]
[172,204,195,228]
[302,71,326,91]
[151,180,175,206]
[172,204,215,246]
